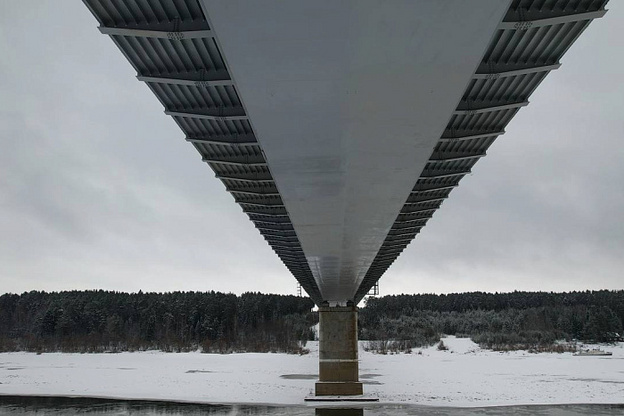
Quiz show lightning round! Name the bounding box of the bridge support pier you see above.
[315,305,363,396]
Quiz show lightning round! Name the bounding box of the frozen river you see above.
[1,338,623,408]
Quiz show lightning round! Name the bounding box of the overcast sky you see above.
[1,2,623,299]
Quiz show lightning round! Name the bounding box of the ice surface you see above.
[0,337,622,407]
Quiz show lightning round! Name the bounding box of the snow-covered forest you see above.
[360,291,624,350]
[0,291,315,353]
[0,290,622,353]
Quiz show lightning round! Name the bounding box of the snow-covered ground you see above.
[0,337,622,407]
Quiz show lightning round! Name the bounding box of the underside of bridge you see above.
[84,0,607,397]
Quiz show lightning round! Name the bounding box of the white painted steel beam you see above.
[374,253,402,258]
[202,158,266,167]
[405,197,447,205]
[429,152,486,162]
[251,220,291,226]
[246,212,288,218]
[390,224,424,230]
[186,134,257,146]
[499,10,607,30]
[256,227,295,233]
[187,138,258,147]
[375,251,405,258]
[394,217,432,225]
[401,206,440,214]
[413,182,461,192]
[238,202,285,208]
[99,26,213,39]
[439,131,504,142]
[138,75,233,87]
[248,214,289,221]
[227,189,280,197]
[215,175,273,183]
[412,184,458,193]
[264,236,299,243]
[420,170,471,179]
[385,237,414,245]
[387,231,418,238]
[453,101,528,115]
[272,244,303,249]
[166,110,246,121]
[262,232,298,238]
[473,63,561,79]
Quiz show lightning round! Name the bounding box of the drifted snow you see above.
[0,337,622,407]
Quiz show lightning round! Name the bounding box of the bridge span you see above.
[84,0,608,396]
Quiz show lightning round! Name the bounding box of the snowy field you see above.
[0,337,622,407]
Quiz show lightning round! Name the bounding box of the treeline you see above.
[2,289,622,354]
[0,290,316,354]
[360,290,624,350]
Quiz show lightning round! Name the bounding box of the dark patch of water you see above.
[0,395,622,416]
[280,373,318,380]
[359,374,382,379]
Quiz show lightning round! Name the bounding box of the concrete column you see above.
[315,305,363,396]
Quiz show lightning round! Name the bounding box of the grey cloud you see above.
[1,1,623,298]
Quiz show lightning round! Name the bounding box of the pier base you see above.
[315,305,363,396]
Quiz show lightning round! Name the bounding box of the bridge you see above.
[83,0,608,396]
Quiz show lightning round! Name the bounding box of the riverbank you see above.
[0,337,622,407]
